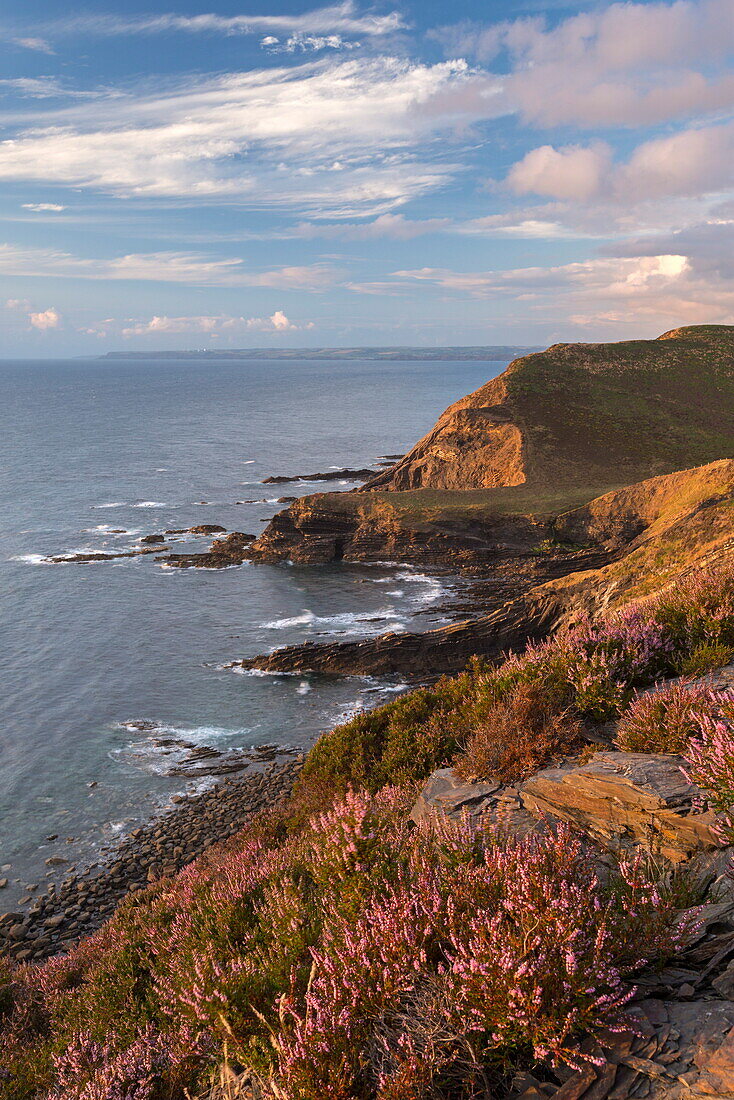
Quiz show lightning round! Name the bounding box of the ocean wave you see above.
[85,525,138,536]
[132,501,168,509]
[93,502,126,509]
[10,553,51,565]
[227,666,299,677]
[262,608,407,633]
[116,719,252,743]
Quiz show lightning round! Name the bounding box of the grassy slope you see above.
[285,326,734,538]
[491,324,734,490]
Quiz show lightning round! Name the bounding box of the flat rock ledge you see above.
[412,752,723,862]
[412,754,734,1099]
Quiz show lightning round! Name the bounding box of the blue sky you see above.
[0,0,733,354]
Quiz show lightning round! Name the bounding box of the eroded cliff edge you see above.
[190,326,734,675]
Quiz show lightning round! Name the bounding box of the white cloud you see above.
[617,122,734,201]
[29,306,60,330]
[390,250,734,335]
[505,122,734,206]
[292,212,452,239]
[121,310,310,337]
[507,143,612,201]
[434,0,734,127]
[11,37,55,54]
[0,58,486,214]
[248,310,300,331]
[262,33,358,54]
[0,243,340,288]
[5,297,30,310]
[0,76,99,99]
[21,202,66,212]
[41,4,405,39]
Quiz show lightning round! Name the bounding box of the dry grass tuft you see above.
[453,683,584,785]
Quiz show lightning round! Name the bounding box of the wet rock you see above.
[263,468,377,484]
[159,530,257,569]
[189,524,226,535]
[49,547,168,564]
[139,533,165,544]
[233,595,559,677]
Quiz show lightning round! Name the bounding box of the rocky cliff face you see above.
[247,491,555,565]
[244,325,734,571]
[240,459,734,675]
[364,324,734,494]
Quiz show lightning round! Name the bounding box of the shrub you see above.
[298,564,734,801]
[616,681,711,754]
[653,567,734,654]
[0,792,694,1100]
[684,689,734,839]
[678,643,734,677]
[453,682,584,784]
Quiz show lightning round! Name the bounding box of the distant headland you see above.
[97,345,539,362]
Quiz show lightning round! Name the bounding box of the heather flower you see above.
[684,690,734,839]
[617,680,711,754]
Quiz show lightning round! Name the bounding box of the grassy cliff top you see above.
[366,325,734,498]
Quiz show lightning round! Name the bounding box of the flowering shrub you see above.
[4,565,733,1098]
[0,791,694,1100]
[684,690,734,838]
[616,680,711,754]
[294,564,734,792]
[654,567,734,654]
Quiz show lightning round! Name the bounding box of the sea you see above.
[0,356,507,903]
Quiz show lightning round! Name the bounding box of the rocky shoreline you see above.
[0,758,303,964]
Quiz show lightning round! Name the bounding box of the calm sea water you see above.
[0,357,505,901]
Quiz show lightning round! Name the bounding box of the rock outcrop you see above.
[160,531,257,568]
[520,752,722,862]
[236,460,734,674]
[230,593,564,676]
[412,739,734,1099]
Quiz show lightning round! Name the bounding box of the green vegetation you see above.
[297,562,734,799]
[3,565,734,1098]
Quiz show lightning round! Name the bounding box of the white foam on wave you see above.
[228,666,298,677]
[296,681,312,695]
[117,720,253,744]
[94,502,126,509]
[393,569,445,605]
[11,553,50,565]
[331,698,367,724]
[262,607,407,634]
[133,501,168,509]
[86,524,136,536]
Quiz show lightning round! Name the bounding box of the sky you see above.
[0,0,733,355]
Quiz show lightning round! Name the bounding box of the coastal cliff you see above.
[363,323,734,493]
[8,327,734,1100]
[242,324,734,573]
[241,458,734,674]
